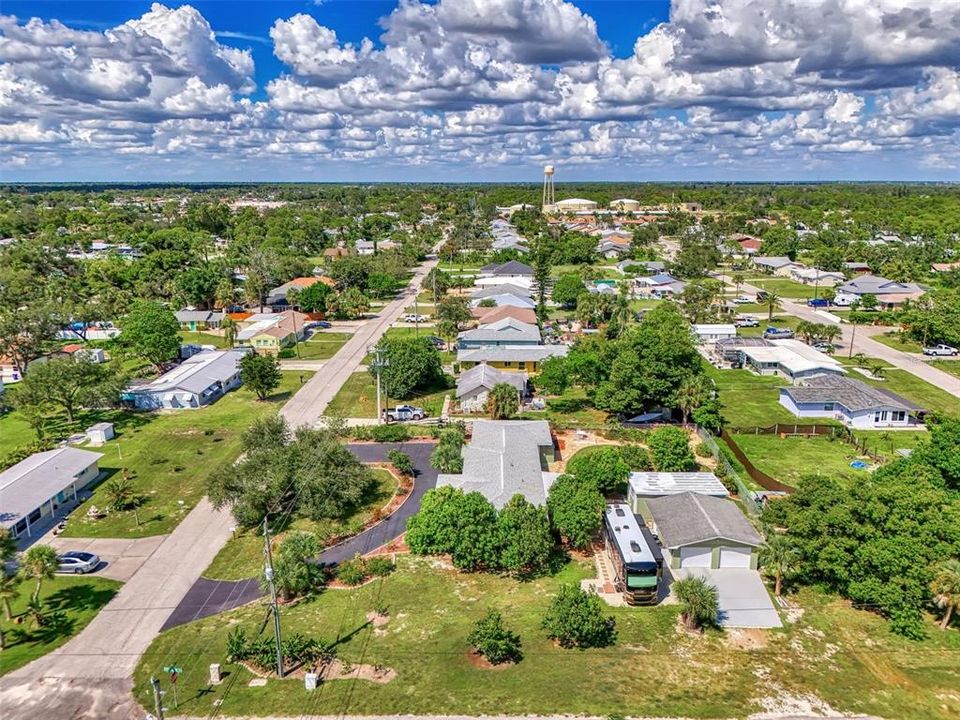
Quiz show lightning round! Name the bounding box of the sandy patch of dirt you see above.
[724,628,770,650]
[466,650,516,671]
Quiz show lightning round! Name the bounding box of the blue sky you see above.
[2,1,958,182]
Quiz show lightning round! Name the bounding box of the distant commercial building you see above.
[553,198,598,213]
[609,198,641,212]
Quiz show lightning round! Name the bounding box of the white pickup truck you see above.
[922,344,959,356]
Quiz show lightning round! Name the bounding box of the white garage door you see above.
[679,546,713,568]
[719,546,752,568]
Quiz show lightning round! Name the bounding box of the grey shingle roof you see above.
[436,420,554,507]
[130,349,245,396]
[753,256,796,269]
[470,283,533,299]
[457,318,541,344]
[647,492,762,548]
[1,448,104,530]
[782,373,920,412]
[455,363,527,398]
[480,260,534,276]
[837,275,922,296]
[457,344,569,363]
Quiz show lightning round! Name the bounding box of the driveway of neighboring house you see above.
[45,535,167,582]
[673,568,783,628]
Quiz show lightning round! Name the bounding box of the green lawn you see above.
[731,434,863,487]
[133,557,960,720]
[177,330,232,349]
[55,372,311,539]
[746,276,821,299]
[852,366,959,416]
[203,468,399,581]
[291,332,352,360]
[0,574,121,676]
[708,368,806,428]
[326,372,453,419]
[871,331,922,354]
[929,359,960,379]
[853,430,930,456]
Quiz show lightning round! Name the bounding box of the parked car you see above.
[732,295,754,304]
[315,320,332,329]
[756,290,770,302]
[807,298,830,308]
[763,326,795,339]
[383,405,426,422]
[923,343,959,356]
[734,316,759,327]
[305,320,332,329]
[56,551,101,574]
[424,335,446,349]
[813,342,835,353]
[403,313,430,323]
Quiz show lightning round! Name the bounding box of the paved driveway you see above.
[673,568,782,628]
[45,535,167,582]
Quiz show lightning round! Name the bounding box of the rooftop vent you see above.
[615,507,626,517]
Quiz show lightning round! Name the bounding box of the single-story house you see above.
[436,420,556,507]
[647,492,762,570]
[634,273,686,298]
[236,310,309,353]
[175,310,225,331]
[932,262,960,273]
[628,472,728,518]
[843,261,871,274]
[457,317,541,349]
[1,447,104,538]
[456,363,528,413]
[469,284,535,309]
[738,339,845,383]
[597,239,630,259]
[123,349,247,410]
[779,373,923,428]
[692,324,737,343]
[457,344,569,374]
[323,247,351,260]
[788,266,845,286]
[60,344,107,363]
[478,260,534,279]
[752,256,802,276]
[0,355,22,384]
[833,275,925,308]
[470,305,538,325]
[355,239,375,255]
[734,235,762,255]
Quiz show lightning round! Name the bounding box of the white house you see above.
[455,363,528,413]
[123,349,247,410]
[778,374,922,429]
[738,339,845,384]
[634,273,686,298]
[1,447,104,538]
[752,256,802,276]
[788,266,846,287]
[833,275,925,309]
[691,324,737,343]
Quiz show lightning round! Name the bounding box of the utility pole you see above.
[150,676,165,720]
[414,292,420,337]
[263,516,284,678]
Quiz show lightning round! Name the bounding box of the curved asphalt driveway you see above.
[161,440,437,630]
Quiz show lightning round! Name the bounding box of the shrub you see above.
[366,555,395,577]
[336,555,368,585]
[566,446,630,494]
[648,426,696,471]
[619,444,652,471]
[546,474,605,549]
[674,576,719,631]
[694,441,713,459]
[468,610,522,664]
[546,397,590,413]
[497,494,553,578]
[542,584,616,649]
[370,423,411,442]
[226,627,249,663]
[387,449,414,476]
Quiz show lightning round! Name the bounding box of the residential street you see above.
[0,251,442,719]
[720,273,960,400]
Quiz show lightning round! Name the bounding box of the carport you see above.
[674,567,782,628]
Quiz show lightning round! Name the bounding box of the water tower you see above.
[542,164,556,208]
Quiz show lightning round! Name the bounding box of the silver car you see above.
[56,551,101,574]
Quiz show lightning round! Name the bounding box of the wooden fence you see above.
[719,429,795,493]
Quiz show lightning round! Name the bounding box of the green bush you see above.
[546,397,590,413]
[366,555,395,577]
[619,444,652,471]
[541,584,616,649]
[648,426,696,471]
[277,347,296,359]
[387,449,414,476]
[694,441,713,459]
[335,554,368,585]
[468,610,522,664]
[370,423,411,442]
[566,446,630,494]
[226,627,249,663]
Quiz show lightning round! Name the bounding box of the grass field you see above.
[52,372,311,539]
[731,434,863,486]
[849,364,959,416]
[745,276,821,299]
[853,429,930,455]
[0,574,121,676]
[177,330,232,349]
[203,468,399,581]
[708,368,807,428]
[929,359,960,379]
[871,331,923,354]
[326,371,453,418]
[292,332,352,360]
[133,557,960,720]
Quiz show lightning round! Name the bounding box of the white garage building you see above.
[647,492,762,570]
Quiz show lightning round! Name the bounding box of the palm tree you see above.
[221,316,238,347]
[732,272,744,295]
[487,382,520,420]
[852,352,868,368]
[673,576,719,631]
[760,534,798,597]
[0,528,16,564]
[764,290,782,321]
[0,571,20,621]
[676,377,707,425]
[869,363,886,379]
[931,558,960,630]
[18,545,59,603]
